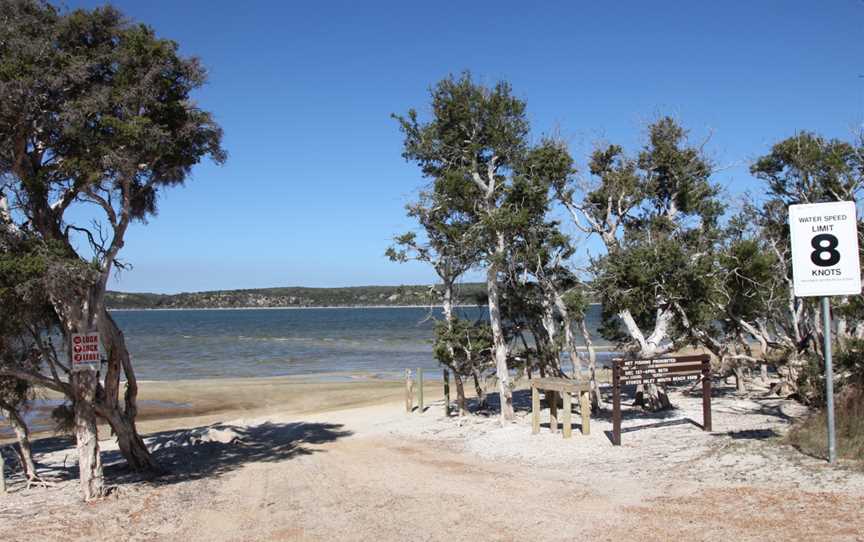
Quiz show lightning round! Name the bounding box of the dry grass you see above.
[787,385,864,463]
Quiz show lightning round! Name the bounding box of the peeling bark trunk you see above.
[0,405,37,479]
[734,366,747,393]
[99,311,158,472]
[50,288,158,474]
[539,295,560,372]
[453,373,467,415]
[487,235,513,422]
[472,369,486,408]
[620,308,673,410]
[549,290,583,382]
[1,447,5,493]
[72,370,103,501]
[577,318,603,410]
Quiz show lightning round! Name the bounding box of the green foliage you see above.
[590,117,724,349]
[0,228,59,412]
[0,0,225,244]
[433,317,493,376]
[751,132,864,205]
[797,339,864,407]
[393,72,528,184]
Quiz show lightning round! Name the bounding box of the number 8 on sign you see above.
[789,201,861,297]
[811,234,840,267]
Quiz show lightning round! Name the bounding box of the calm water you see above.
[109,304,612,381]
[1,305,613,437]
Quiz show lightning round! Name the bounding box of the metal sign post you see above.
[821,297,837,464]
[789,201,862,464]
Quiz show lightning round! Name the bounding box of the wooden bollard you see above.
[417,367,424,412]
[562,391,572,438]
[443,368,451,417]
[580,390,591,435]
[405,369,414,413]
[1,447,6,494]
[531,386,540,434]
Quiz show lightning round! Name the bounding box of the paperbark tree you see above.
[0,207,57,484]
[556,118,724,410]
[387,186,480,415]
[0,1,225,497]
[395,73,543,422]
[743,132,864,395]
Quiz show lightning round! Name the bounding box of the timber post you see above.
[579,390,591,436]
[548,391,558,434]
[417,367,424,412]
[562,391,572,438]
[530,378,590,438]
[612,360,621,445]
[405,369,413,413]
[1,447,5,494]
[443,368,451,417]
[531,386,540,434]
[701,358,712,432]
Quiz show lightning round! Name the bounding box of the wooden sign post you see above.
[612,355,712,446]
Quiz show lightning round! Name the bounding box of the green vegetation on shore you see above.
[106,283,488,309]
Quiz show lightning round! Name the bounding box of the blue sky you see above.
[65,0,864,294]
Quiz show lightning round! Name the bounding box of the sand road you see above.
[1,389,863,541]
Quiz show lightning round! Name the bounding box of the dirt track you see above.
[1,386,863,541]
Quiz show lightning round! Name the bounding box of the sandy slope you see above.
[1,383,863,541]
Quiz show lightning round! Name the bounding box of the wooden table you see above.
[530,377,591,438]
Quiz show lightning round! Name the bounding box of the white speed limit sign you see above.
[789,201,862,297]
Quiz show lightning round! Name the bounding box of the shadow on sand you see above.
[16,421,352,489]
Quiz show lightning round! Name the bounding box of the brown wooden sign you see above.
[611,355,712,446]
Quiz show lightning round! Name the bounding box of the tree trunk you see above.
[98,311,159,472]
[454,373,468,415]
[549,289,583,381]
[577,318,604,410]
[472,369,486,409]
[0,405,37,479]
[442,368,451,416]
[621,308,673,411]
[486,236,513,422]
[734,366,747,393]
[51,294,158,473]
[1,447,5,494]
[72,370,103,501]
[761,363,769,384]
[539,295,560,372]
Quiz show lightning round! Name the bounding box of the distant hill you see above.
[106,283,488,310]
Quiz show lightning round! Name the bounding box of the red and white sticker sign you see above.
[71,332,102,371]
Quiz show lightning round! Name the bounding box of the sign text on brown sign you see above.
[611,355,712,446]
[619,357,703,386]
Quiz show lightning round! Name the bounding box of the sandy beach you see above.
[1,375,863,541]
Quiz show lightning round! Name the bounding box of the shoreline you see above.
[108,303,603,312]
[108,304,487,311]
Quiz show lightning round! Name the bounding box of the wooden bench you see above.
[530,377,591,438]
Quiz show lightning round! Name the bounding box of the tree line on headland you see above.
[0,0,862,502]
[104,283,490,309]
